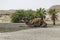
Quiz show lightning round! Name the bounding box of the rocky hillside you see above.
[50,5,60,12]
[0,10,16,15]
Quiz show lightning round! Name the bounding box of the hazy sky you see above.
[0,0,60,10]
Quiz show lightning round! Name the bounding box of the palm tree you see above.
[36,8,46,20]
[25,9,36,21]
[48,9,58,25]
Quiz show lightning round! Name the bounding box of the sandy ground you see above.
[0,28,60,40]
[0,23,60,40]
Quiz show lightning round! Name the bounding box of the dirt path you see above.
[0,28,60,40]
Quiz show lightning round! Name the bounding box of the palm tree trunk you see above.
[52,14,56,25]
[53,19,55,25]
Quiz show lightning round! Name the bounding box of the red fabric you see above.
[39,20,44,26]
[29,21,32,25]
